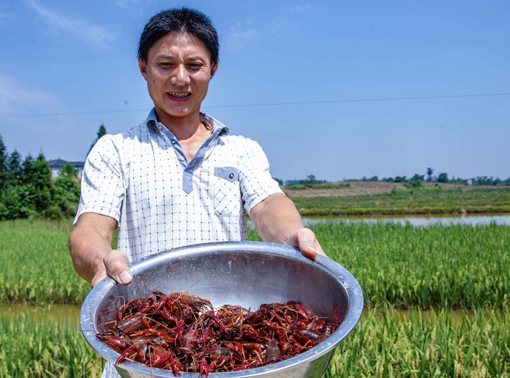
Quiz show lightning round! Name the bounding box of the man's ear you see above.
[138,57,148,81]
[210,62,218,79]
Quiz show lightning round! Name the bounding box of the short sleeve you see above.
[74,135,125,226]
[238,139,284,215]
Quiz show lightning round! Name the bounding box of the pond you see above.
[303,214,510,227]
[247,214,510,228]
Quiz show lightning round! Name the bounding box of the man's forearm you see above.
[69,225,112,284]
[251,194,304,244]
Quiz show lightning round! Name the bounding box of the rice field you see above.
[290,187,510,216]
[0,314,103,377]
[0,219,509,376]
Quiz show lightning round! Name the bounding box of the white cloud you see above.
[25,0,116,48]
[290,4,312,13]
[0,75,64,116]
[223,22,258,51]
[116,0,149,9]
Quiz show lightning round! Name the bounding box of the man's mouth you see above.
[168,92,191,99]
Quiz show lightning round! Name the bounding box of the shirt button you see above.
[229,173,234,179]
[171,140,176,144]
[179,156,184,161]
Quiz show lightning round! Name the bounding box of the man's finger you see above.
[315,242,327,256]
[103,250,133,285]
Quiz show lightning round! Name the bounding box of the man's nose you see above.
[171,64,190,86]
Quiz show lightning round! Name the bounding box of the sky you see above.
[0,0,509,182]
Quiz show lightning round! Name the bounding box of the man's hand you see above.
[288,227,326,260]
[251,194,327,261]
[91,249,133,288]
[69,213,133,288]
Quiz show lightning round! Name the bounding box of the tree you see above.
[437,172,449,183]
[426,167,434,182]
[0,135,7,189]
[306,174,317,184]
[21,155,36,185]
[88,124,107,154]
[6,150,22,185]
[411,173,425,181]
[33,153,52,189]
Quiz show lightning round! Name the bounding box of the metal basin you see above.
[81,241,363,377]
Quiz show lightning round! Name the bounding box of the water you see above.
[248,214,510,228]
[0,303,81,324]
[0,303,478,327]
[303,214,510,227]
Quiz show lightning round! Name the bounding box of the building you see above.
[48,159,85,179]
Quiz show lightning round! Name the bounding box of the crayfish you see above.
[96,291,341,377]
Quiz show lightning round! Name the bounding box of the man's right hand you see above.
[91,249,133,288]
[69,213,133,288]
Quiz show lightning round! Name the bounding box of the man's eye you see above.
[158,62,174,68]
[188,64,202,70]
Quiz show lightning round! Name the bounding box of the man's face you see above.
[139,33,218,123]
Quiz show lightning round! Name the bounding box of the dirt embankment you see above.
[283,181,497,198]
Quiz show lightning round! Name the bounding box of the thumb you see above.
[103,250,133,285]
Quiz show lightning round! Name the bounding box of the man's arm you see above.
[250,193,325,260]
[69,212,132,287]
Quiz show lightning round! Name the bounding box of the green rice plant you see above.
[325,308,510,377]
[2,219,509,309]
[0,220,89,304]
[0,313,103,377]
[1,309,507,377]
[250,222,510,309]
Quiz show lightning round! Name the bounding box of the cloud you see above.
[0,74,64,116]
[223,22,258,51]
[116,0,150,9]
[25,0,116,48]
[290,4,312,13]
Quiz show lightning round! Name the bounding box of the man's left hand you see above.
[288,228,326,260]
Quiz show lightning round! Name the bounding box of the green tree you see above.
[0,135,7,189]
[7,150,22,185]
[306,174,317,184]
[89,124,107,154]
[426,167,434,182]
[273,177,283,186]
[49,163,81,219]
[21,155,36,184]
[437,172,449,183]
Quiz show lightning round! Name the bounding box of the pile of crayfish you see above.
[96,291,342,376]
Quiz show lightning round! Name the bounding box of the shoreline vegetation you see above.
[285,185,510,217]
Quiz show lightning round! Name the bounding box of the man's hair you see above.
[138,7,219,64]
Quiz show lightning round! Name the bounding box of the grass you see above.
[290,187,510,216]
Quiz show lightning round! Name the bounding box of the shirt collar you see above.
[146,108,229,135]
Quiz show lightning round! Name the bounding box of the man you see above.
[69,8,324,376]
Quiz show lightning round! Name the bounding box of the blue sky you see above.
[0,0,509,181]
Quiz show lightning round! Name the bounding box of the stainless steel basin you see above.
[81,241,363,377]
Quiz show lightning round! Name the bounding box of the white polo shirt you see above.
[76,110,283,377]
[75,109,283,262]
